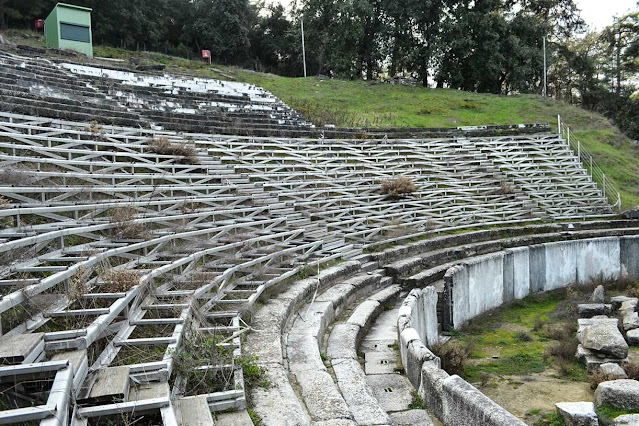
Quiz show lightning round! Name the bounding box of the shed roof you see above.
[55,3,92,12]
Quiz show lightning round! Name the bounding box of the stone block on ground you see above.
[600,363,628,380]
[577,319,628,359]
[592,285,605,303]
[623,312,639,331]
[555,401,598,426]
[579,304,612,318]
[612,296,636,311]
[612,414,639,425]
[627,329,639,346]
[595,379,639,411]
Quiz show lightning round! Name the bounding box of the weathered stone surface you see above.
[623,312,639,331]
[310,420,357,426]
[368,284,401,304]
[0,332,44,364]
[627,328,639,346]
[347,300,382,331]
[404,341,440,389]
[243,330,283,365]
[600,363,628,380]
[327,323,360,360]
[577,319,628,359]
[441,375,525,426]
[215,410,253,426]
[389,410,435,426]
[251,365,310,426]
[316,283,356,315]
[579,304,612,318]
[399,328,421,368]
[621,299,639,313]
[295,369,353,422]
[131,382,169,401]
[332,358,391,425]
[555,401,598,426]
[592,285,606,303]
[366,374,415,413]
[612,296,635,311]
[78,366,130,405]
[612,414,639,425]
[286,332,326,373]
[595,379,639,411]
[175,395,215,426]
[365,352,397,375]
[419,362,449,420]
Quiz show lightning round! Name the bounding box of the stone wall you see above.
[446,236,633,329]
[397,235,639,426]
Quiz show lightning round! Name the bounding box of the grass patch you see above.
[596,405,639,421]
[447,290,590,384]
[247,408,263,426]
[532,410,564,426]
[408,391,425,410]
[464,353,548,382]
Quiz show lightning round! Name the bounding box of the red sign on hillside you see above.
[201,50,211,59]
[35,19,44,30]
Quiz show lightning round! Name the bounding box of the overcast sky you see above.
[575,0,637,30]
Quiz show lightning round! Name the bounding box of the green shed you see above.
[45,3,93,57]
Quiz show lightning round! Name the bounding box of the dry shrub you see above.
[0,196,9,209]
[589,370,619,390]
[533,315,545,332]
[380,177,418,199]
[498,182,516,195]
[430,341,473,376]
[102,269,139,293]
[544,322,577,342]
[148,137,199,164]
[109,206,148,239]
[68,267,89,303]
[588,272,636,293]
[546,338,578,363]
[624,362,639,380]
[89,120,103,134]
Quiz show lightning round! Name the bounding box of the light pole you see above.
[543,35,547,97]
[301,18,307,78]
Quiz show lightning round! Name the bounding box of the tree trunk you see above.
[616,31,622,96]
[390,33,399,77]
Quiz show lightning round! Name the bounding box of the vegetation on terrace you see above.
[437,276,639,425]
[3,29,639,209]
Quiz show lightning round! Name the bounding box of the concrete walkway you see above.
[361,299,438,426]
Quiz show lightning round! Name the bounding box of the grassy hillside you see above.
[4,30,639,209]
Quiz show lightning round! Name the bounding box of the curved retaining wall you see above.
[397,235,639,426]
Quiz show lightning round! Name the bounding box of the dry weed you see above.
[380,177,418,199]
[148,137,199,164]
[109,206,148,239]
[102,269,140,293]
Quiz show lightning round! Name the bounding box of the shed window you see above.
[60,23,90,43]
